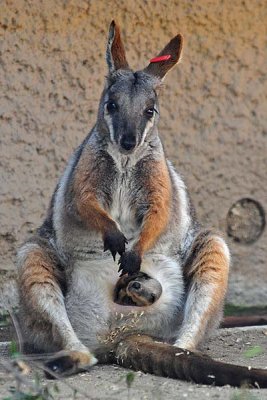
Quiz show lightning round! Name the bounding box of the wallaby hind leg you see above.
[17,238,97,372]
[175,230,230,350]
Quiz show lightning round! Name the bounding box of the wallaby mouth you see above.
[120,135,136,153]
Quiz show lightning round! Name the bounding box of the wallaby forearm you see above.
[72,148,114,234]
[70,146,127,259]
[75,191,116,235]
[134,159,172,255]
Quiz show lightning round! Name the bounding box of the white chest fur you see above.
[109,170,140,246]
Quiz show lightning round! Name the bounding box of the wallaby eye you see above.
[106,101,118,113]
[150,293,156,303]
[145,108,156,119]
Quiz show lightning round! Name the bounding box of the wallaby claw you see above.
[103,230,127,261]
[111,250,116,261]
[118,250,141,276]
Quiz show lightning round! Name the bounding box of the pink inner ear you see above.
[150,55,171,63]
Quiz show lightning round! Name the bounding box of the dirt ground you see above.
[1,326,267,400]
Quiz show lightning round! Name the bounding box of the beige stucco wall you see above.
[0,0,266,305]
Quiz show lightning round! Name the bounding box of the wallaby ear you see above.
[106,20,129,73]
[144,34,183,80]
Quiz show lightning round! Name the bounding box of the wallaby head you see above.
[97,21,183,154]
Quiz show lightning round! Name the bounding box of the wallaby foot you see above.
[45,349,97,378]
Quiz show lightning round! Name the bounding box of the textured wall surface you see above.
[0,0,266,305]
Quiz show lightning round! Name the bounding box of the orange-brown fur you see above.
[73,149,117,236]
[184,232,229,292]
[178,231,229,349]
[19,248,60,302]
[134,158,171,255]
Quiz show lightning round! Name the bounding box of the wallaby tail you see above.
[221,315,267,328]
[96,335,267,388]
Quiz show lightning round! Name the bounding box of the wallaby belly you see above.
[65,256,184,350]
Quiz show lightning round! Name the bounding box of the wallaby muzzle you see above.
[120,134,136,152]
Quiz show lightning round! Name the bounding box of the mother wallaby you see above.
[17,21,267,387]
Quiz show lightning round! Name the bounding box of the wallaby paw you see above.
[45,350,97,379]
[118,250,141,276]
[103,229,127,261]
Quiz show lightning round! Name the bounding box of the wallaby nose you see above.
[120,135,136,151]
[129,281,141,290]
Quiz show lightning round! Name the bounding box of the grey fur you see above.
[17,23,229,368]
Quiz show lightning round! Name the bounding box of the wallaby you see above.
[17,21,267,387]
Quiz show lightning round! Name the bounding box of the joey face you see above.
[100,71,160,154]
[114,271,162,306]
[126,274,162,306]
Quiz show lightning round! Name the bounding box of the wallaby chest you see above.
[109,168,140,244]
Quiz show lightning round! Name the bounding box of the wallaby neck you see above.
[90,127,164,170]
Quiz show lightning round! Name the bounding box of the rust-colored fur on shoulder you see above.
[73,149,117,236]
[134,158,171,255]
